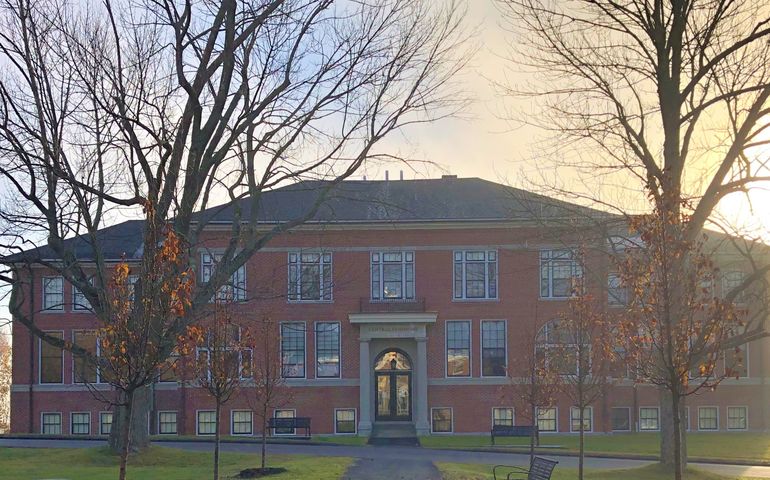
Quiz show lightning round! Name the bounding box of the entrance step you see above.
[368,422,419,446]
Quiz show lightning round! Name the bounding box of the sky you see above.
[1,0,769,334]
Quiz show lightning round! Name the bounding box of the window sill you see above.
[451,298,499,303]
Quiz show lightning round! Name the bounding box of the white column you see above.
[415,336,430,435]
[358,338,372,436]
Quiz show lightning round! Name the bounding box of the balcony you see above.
[358,297,426,314]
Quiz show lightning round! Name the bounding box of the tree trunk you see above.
[578,407,585,480]
[117,391,134,480]
[109,384,153,454]
[214,401,221,480]
[529,402,536,465]
[660,389,687,473]
[261,413,268,470]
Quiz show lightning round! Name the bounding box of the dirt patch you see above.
[233,467,288,478]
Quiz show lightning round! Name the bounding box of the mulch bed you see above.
[233,467,288,478]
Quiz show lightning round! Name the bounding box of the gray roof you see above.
[2,177,608,263]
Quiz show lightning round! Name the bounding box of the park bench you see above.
[268,417,311,438]
[491,425,538,446]
[493,457,558,480]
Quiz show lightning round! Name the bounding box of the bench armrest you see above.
[493,465,528,480]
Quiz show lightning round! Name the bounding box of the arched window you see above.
[536,320,579,376]
[374,350,412,371]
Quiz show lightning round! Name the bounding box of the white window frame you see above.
[72,277,94,312]
[684,406,691,432]
[697,406,719,431]
[445,320,472,378]
[607,273,628,307]
[280,322,306,379]
[536,407,558,433]
[724,343,750,378]
[158,411,178,435]
[453,250,498,300]
[315,321,341,379]
[610,407,631,432]
[196,325,252,381]
[41,412,62,435]
[492,407,515,427]
[639,407,660,431]
[231,410,253,436]
[196,410,217,436]
[334,408,357,435]
[288,252,333,302]
[70,412,91,435]
[273,409,296,436]
[430,407,453,434]
[722,271,747,304]
[536,320,580,376]
[42,276,64,311]
[727,406,748,431]
[370,251,415,301]
[38,330,64,385]
[570,406,593,433]
[539,249,582,299]
[200,252,247,302]
[99,411,113,436]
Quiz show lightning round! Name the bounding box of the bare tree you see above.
[497,0,770,475]
[0,0,470,458]
[0,332,10,433]
[248,315,293,473]
[186,298,248,480]
[507,315,561,464]
[553,287,617,480]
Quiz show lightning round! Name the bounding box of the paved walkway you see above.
[2,438,770,478]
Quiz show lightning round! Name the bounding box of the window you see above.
[281,322,306,378]
[197,411,217,435]
[570,407,593,432]
[335,409,356,434]
[72,277,94,311]
[43,277,64,311]
[727,406,747,430]
[611,407,630,431]
[722,271,747,304]
[371,252,415,300]
[639,407,660,431]
[453,250,497,299]
[315,322,340,378]
[73,330,99,383]
[481,320,506,376]
[288,252,332,301]
[201,253,247,301]
[698,407,718,431]
[274,409,296,435]
[446,321,471,377]
[537,407,557,432]
[492,408,514,427]
[197,325,252,381]
[536,320,578,376]
[71,412,90,435]
[159,411,178,435]
[725,344,749,378]
[41,413,61,434]
[540,249,582,298]
[231,410,253,435]
[607,273,628,306]
[159,352,180,383]
[99,412,113,435]
[39,332,63,384]
[684,406,690,431]
[431,408,453,433]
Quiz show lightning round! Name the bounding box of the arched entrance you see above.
[374,349,412,421]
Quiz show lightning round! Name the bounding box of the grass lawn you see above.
[0,446,352,480]
[421,433,770,463]
[437,462,769,480]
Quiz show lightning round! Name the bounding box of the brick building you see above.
[6,177,769,437]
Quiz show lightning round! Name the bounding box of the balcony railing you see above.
[358,297,426,314]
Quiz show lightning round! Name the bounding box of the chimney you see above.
[385,170,389,181]
[399,170,404,180]
[363,175,367,181]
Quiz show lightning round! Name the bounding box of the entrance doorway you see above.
[374,350,412,421]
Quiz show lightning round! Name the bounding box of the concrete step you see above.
[368,422,418,446]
